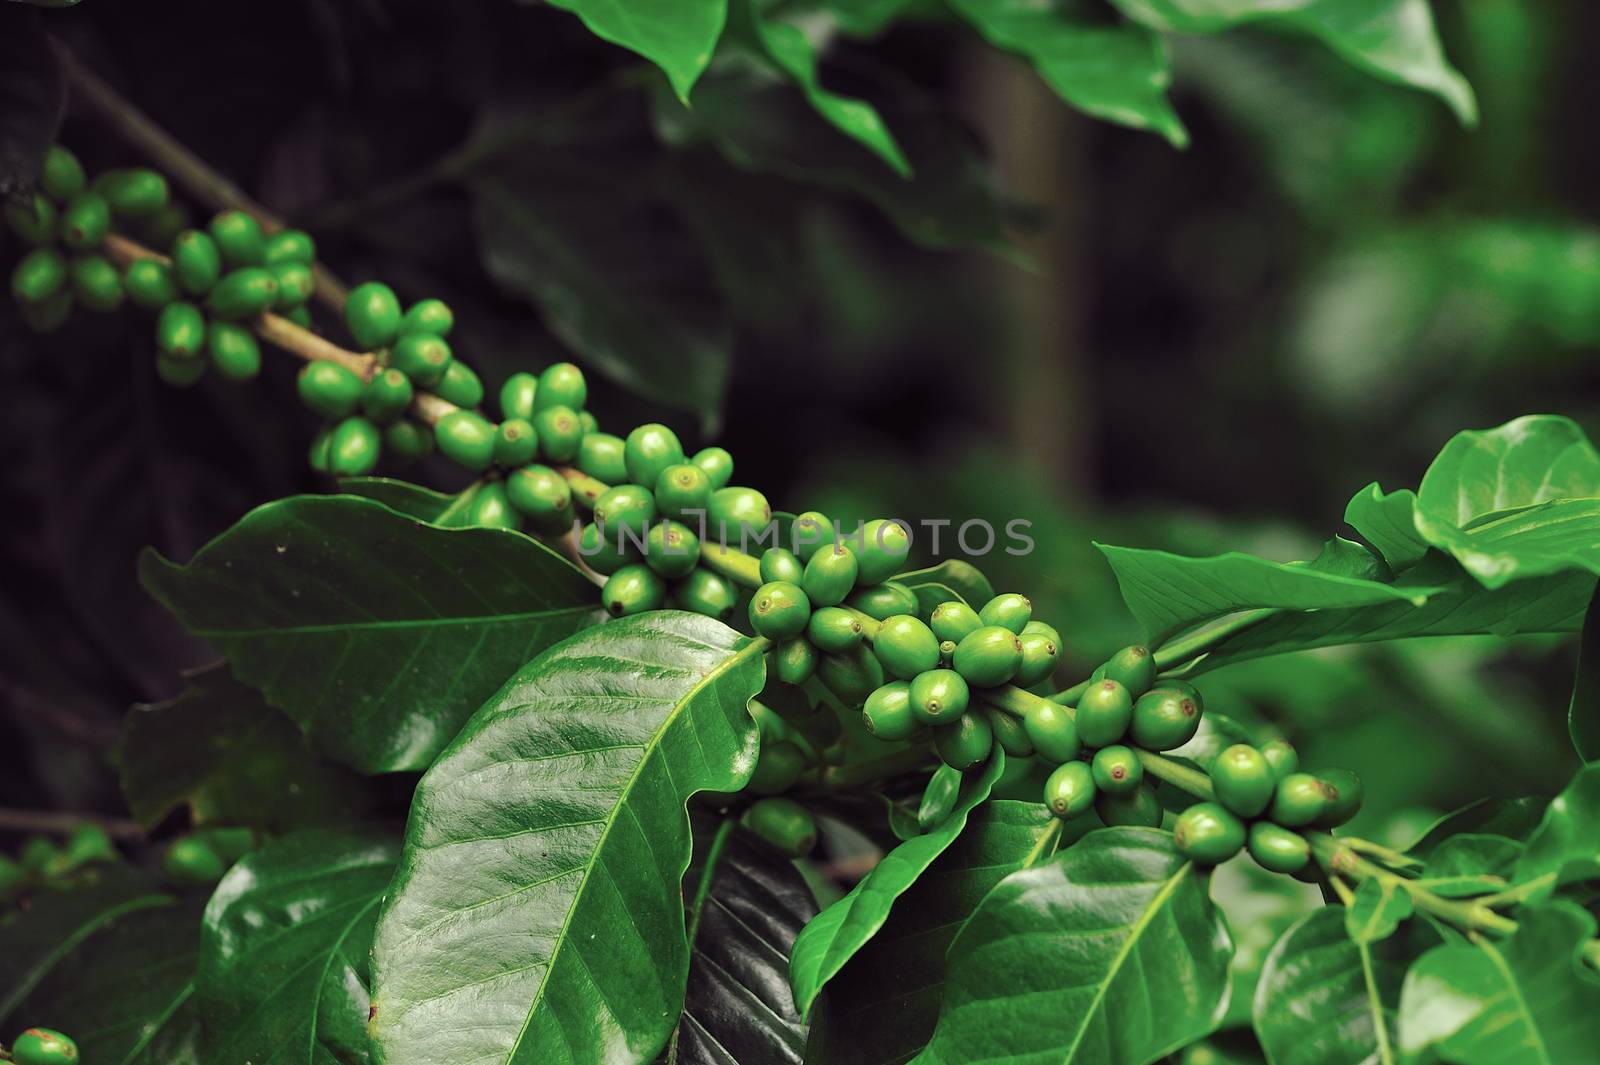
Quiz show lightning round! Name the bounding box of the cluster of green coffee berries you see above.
[0,824,115,902]
[3,1028,79,1065]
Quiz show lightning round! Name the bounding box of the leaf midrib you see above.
[187,602,597,638]
[1478,938,1552,1065]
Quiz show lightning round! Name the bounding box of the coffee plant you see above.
[3,1,1598,1064]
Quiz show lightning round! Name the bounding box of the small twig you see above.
[0,808,143,840]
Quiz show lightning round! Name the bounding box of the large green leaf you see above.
[1419,833,1523,898]
[199,827,399,1065]
[546,0,727,102]
[895,560,995,611]
[788,751,1006,1019]
[1106,0,1476,125]
[1253,906,1408,1065]
[1397,902,1600,1065]
[139,494,601,773]
[369,612,766,1065]
[1510,764,1600,901]
[0,871,202,1065]
[1344,483,1428,571]
[910,827,1233,1065]
[947,0,1187,147]
[336,477,459,523]
[1570,585,1600,762]
[117,665,371,831]
[805,801,1055,1065]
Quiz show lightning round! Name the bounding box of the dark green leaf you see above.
[0,6,63,197]
[948,0,1187,146]
[545,0,727,102]
[910,827,1232,1064]
[1571,584,1600,762]
[1419,833,1522,898]
[199,826,399,1065]
[1398,902,1600,1064]
[1511,763,1600,901]
[1344,483,1428,571]
[336,477,459,523]
[1407,797,1548,860]
[895,560,995,612]
[1106,0,1476,125]
[369,612,766,1065]
[789,751,1006,1018]
[117,665,372,831]
[139,494,601,773]
[1344,878,1412,945]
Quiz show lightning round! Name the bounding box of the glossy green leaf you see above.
[337,476,458,523]
[1407,797,1548,860]
[1106,0,1476,125]
[1415,415,1600,530]
[1398,902,1600,1065]
[1416,499,1600,590]
[139,494,601,773]
[789,751,1006,1018]
[117,665,371,831]
[1253,906,1406,1065]
[369,612,766,1065]
[0,870,202,1065]
[1418,833,1522,898]
[1511,763,1600,901]
[1344,483,1429,571]
[911,827,1233,1065]
[546,0,726,102]
[1570,584,1600,762]
[804,801,1056,1065]
[895,560,995,611]
[948,0,1187,147]
[1344,878,1413,945]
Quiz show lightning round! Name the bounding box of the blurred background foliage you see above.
[0,0,1593,919]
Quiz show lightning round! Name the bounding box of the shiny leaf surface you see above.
[546,0,727,102]
[1511,763,1600,901]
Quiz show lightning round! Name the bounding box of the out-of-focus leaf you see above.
[0,6,63,197]
[1570,584,1600,762]
[895,560,995,611]
[545,0,727,103]
[1343,877,1412,944]
[1511,763,1600,901]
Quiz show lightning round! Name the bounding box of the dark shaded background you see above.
[2,0,1595,838]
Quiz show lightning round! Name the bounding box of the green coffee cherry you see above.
[603,563,667,617]
[436,359,484,408]
[1315,768,1364,828]
[1129,687,1202,751]
[272,262,315,308]
[594,484,657,540]
[70,254,123,312]
[790,511,834,561]
[156,351,206,387]
[577,432,628,483]
[400,297,453,336]
[577,522,634,575]
[533,405,583,462]
[133,201,192,248]
[654,463,711,520]
[344,280,402,349]
[772,635,816,683]
[362,368,415,424]
[625,423,686,488]
[1212,745,1275,818]
[308,424,333,471]
[207,322,262,381]
[20,836,59,873]
[846,581,918,621]
[749,580,810,639]
[494,418,539,468]
[875,614,940,679]
[19,289,71,333]
[909,668,969,725]
[0,855,25,898]
[1174,803,1246,864]
[1101,645,1156,697]
[978,593,1031,634]
[864,681,918,741]
[163,836,227,884]
[506,464,572,531]
[749,740,807,795]
[1022,619,1063,646]
[803,544,859,607]
[1014,632,1059,687]
[930,601,982,644]
[297,361,364,418]
[952,625,1023,688]
[674,567,738,622]
[1248,822,1311,874]
[96,167,169,217]
[582,412,602,434]
[172,229,222,295]
[1260,739,1300,781]
[1044,761,1096,820]
[384,420,434,463]
[58,192,109,249]
[123,259,178,308]
[1075,679,1134,748]
[817,644,885,705]
[856,519,911,584]
[391,332,452,386]
[195,827,257,863]
[328,416,382,476]
[434,410,498,471]
[807,606,863,652]
[156,301,207,360]
[500,371,538,420]
[534,361,587,412]
[759,548,805,585]
[1023,700,1080,763]
[4,192,56,245]
[1269,773,1328,828]
[1096,785,1163,828]
[744,797,817,857]
[41,144,86,201]
[10,1027,79,1065]
[646,521,701,578]
[709,486,772,538]
[1091,745,1143,795]
[209,210,265,267]
[263,229,317,266]
[12,247,68,303]
[987,707,1034,758]
[63,824,115,866]
[692,446,733,490]
[466,481,520,530]
[935,712,993,771]
[207,267,279,319]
